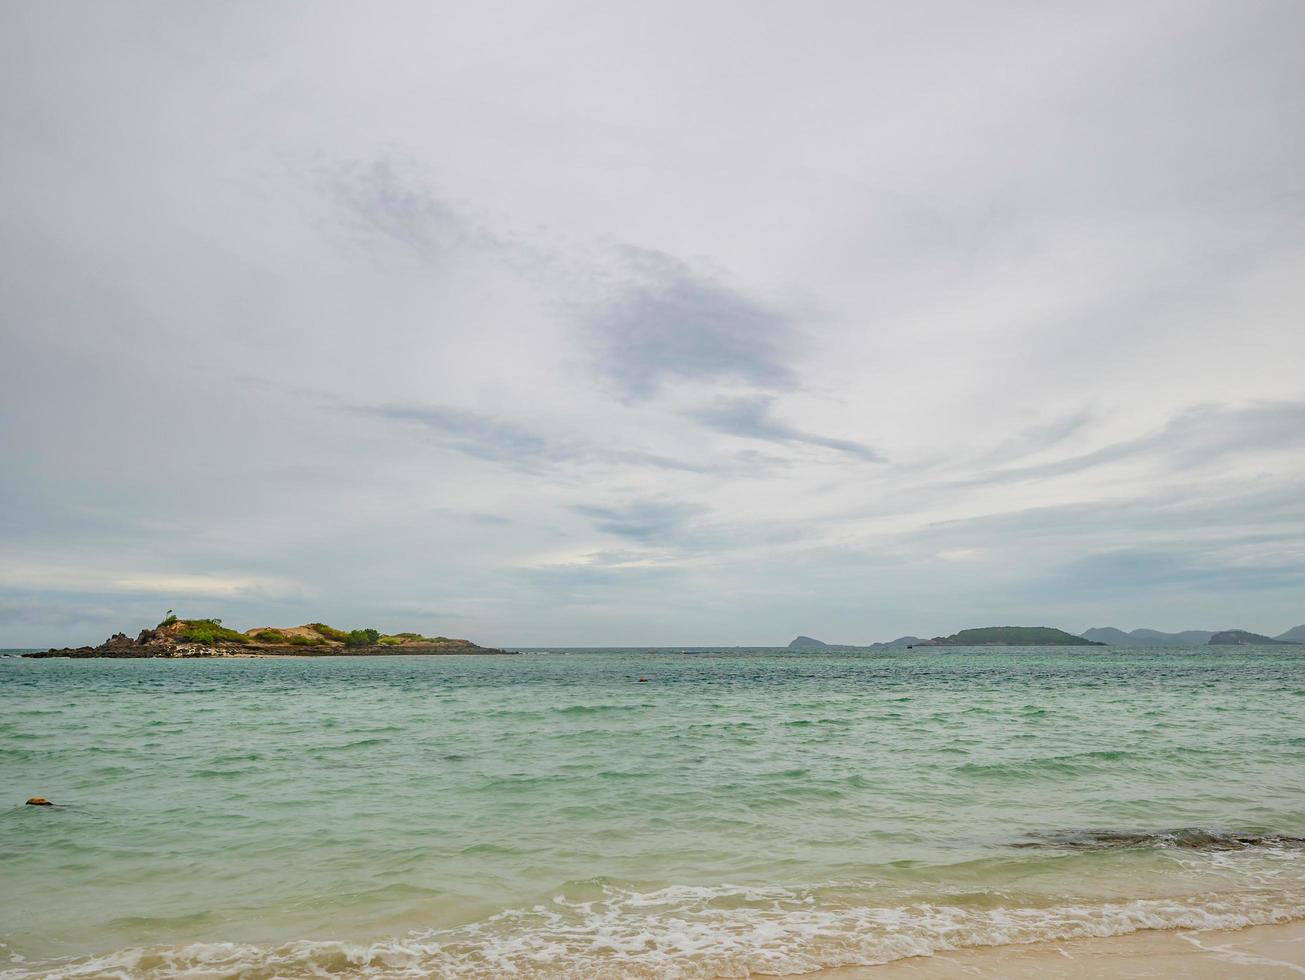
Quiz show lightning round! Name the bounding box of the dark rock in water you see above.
[26,797,53,806]
[1013,828,1305,851]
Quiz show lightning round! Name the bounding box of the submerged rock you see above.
[1013,828,1305,851]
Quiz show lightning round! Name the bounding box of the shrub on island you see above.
[174,619,251,646]
[344,628,381,647]
[310,623,349,642]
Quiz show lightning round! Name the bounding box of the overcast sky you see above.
[3,1,1304,647]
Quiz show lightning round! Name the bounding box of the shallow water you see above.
[2,647,1304,977]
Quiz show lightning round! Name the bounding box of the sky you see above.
[2,1,1304,647]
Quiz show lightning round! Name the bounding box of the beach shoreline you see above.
[805,918,1305,978]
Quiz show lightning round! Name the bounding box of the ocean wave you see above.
[557,703,652,716]
[952,748,1156,780]
[10,882,1305,979]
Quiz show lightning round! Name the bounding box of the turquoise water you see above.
[2,648,1304,977]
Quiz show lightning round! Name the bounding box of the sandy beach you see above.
[811,919,1305,978]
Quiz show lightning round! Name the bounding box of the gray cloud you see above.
[1049,547,1305,596]
[571,500,706,543]
[327,159,473,261]
[355,403,559,464]
[351,400,785,476]
[686,394,882,461]
[0,594,119,629]
[587,248,801,400]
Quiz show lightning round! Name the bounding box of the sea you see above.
[2,647,1303,978]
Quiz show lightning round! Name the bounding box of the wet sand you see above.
[805,919,1305,978]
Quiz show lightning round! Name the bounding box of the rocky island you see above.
[914,626,1103,647]
[25,617,512,658]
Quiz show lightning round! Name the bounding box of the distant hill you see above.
[865,636,922,651]
[787,635,879,652]
[1276,625,1305,643]
[919,626,1102,647]
[789,634,924,651]
[1133,628,1217,646]
[1082,627,1214,647]
[1081,627,1131,645]
[793,628,1099,650]
[1208,629,1300,646]
[788,635,830,649]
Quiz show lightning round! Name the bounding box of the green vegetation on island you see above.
[25,615,509,659]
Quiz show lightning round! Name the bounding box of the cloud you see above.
[327,159,473,261]
[587,248,801,400]
[0,595,118,628]
[351,400,772,475]
[978,401,1305,485]
[0,564,303,601]
[686,394,882,461]
[571,500,705,543]
[355,403,560,464]
[1050,547,1305,596]
[973,410,1094,466]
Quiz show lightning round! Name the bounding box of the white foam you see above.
[9,882,1305,979]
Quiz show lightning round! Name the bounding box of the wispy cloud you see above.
[355,403,560,463]
[978,400,1305,485]
[686,394,882,461]
[351,400,780,475]
[571,500,706,543]
[327,159,474,261]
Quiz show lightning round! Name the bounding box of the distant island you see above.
[791,623,1305,650]
[789,626,1099,649]
[1082,626,1302,647]
[1081,627,1216,646]
[915,626,1101,647]
[25,617,511,658]
[787,635,921,652]
[1207,629,1300,646]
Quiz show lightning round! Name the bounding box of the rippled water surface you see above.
[2,648,1304,976]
